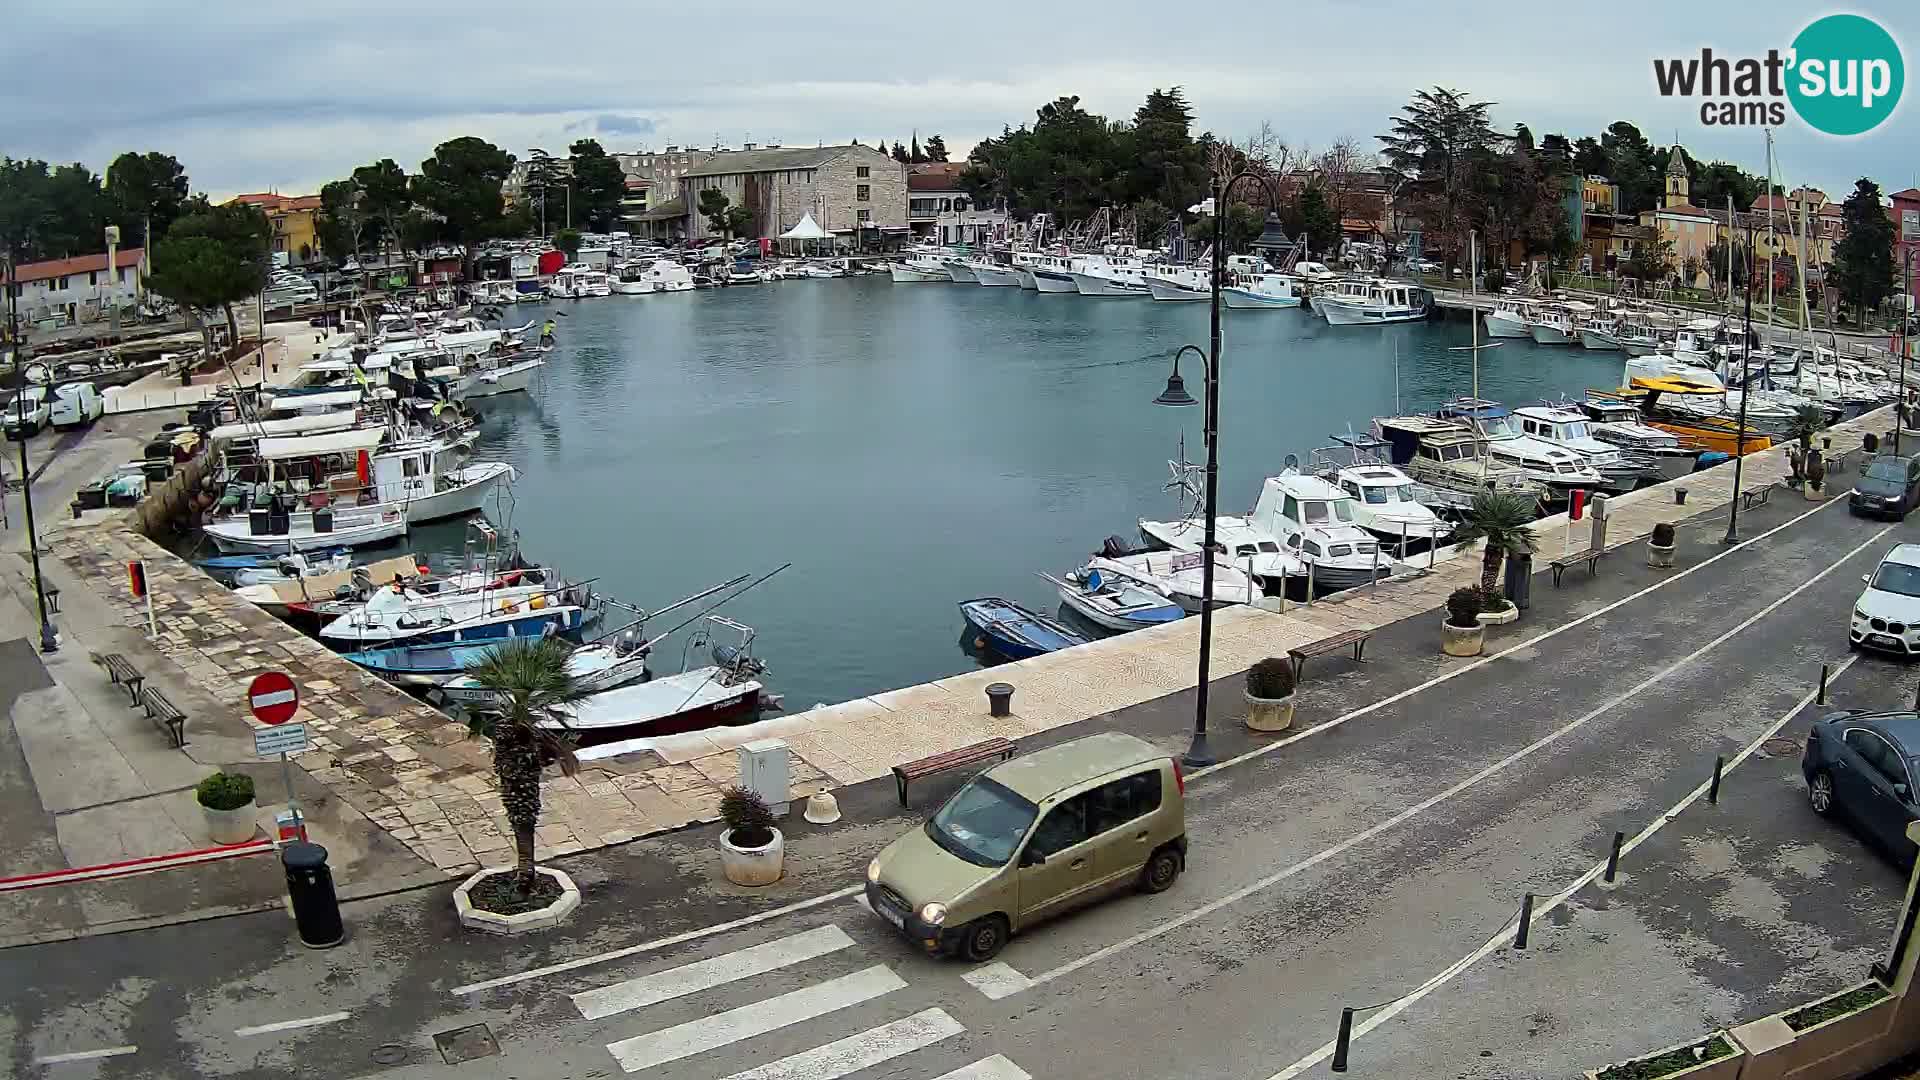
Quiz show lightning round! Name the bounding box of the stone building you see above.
[678,144,908,246]
[614,147,712,212]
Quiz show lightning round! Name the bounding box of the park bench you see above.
[893,737,1016,808]
[1549,547,1607,587]
[1739,484,1774,511]
[96,652,144,705]
[139,685,187,749]
[1287,629,1374,683]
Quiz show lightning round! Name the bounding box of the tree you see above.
[724,205,755,239]
[567,139,627,233]
[698,188,732,236]
[1621,234,1675,282]
[1290,181,1339,256]
[891,141,909,163]
[463,638,589,897]
[524,149,562,235]
[1704,238,1747,291]
[1602,122,1659,214]
[555,227,582,259]
[1378,86,1503,271]
[1831,178,1896,328]
[0,159,114,262]
[1452,490,1540,596]
[909,134,925,164]
[315,179,367,265]
[1570,136,1609,178]
[924,134,949,163]
[1689,160,1767,212]
[352,158,411,256]
[146,202,270,383]
[411,137,514,250]
[105,151,190,247]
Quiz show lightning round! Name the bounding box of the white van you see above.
[5,386,51,438]
[49,382,104,429]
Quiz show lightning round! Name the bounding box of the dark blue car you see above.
[1802,710,1920,864]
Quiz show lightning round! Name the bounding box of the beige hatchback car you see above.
[865,732,1187,961]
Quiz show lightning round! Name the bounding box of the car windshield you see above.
[1867,461,1907,482]
[1872,562,1920,598]
[926,776,1038,867]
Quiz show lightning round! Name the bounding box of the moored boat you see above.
[959,597,1090,659]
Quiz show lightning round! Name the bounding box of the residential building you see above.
[621,179,651,230]
[632,197,688,242]
[906,163,1005,245]
[1,248,146,326]
[1892,188,1920,307]
[678,143,908,246]
[614,147,712,211]
[227,193,324,266]
[1636,146,1719,281]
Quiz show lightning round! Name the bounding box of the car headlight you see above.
[866,858,882,883]
[1856,609,1869,621]
[918,902,948,926]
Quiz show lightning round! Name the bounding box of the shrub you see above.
[1445,587,1483,628]
[1651,522,1676,547]
[1246,657,1296,700]
[1483,267,1507,293]
[1476,584,1507,612]
[196,771,256,811]
[720,786,777,848]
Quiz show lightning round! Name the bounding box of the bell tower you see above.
[1665,145,1691,208]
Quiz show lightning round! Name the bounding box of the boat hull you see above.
[1484,312,1532,337]
[1015,268,1039,289]
[408,462,516,524]
[1578,329,1620,351]
[1070,273,1147,298]
[547,669,765,748]
[972,265,1022,286]
[1529,324,1575,345]
[1322,301,1423,326]
[322,606,584,649]
[944,262,978,283]
[454,359,542,399]
[1054,587,1184,632]
[1032,270,1078,294]
[1221,287,1300,309]
[1147,280,1209,302]
[205,511,407,553]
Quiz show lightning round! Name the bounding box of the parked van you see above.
[50,382,104,429]
[864,731,1187,961]
[4,386,51,439]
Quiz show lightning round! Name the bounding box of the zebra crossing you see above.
[568,922,1034,1079]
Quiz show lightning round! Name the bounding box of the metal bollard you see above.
[1818,663,1830,706]
[1307,561,1317,606]
[1603,830,1625,884]
[985,682,1014,718]
[1912,678,1920,714]
[1709,756,1725,805]
[1330,1007,1355,1072]
[1514,893,1534,949]
[282,841,345,948]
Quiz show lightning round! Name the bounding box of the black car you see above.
[1802,710,1920,863]
[1849,454,1920,519]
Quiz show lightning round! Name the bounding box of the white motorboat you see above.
[1576,398,1705,480]
[1311,437,1454,547]
[1247,472,1393,592]
[538,619,771,747]
[1029,253,1082,293]
[1527,302,1585,345]
[452,354,544,399]
[1513,404,1659,492]
[970,259,1022,286]
[1011,251,1048,289]
[1221,273,1301,309]
[1576,315,1621,351]
[892,250,955,282]
[441,637,653,706]
[1041,567,1185,632]
[1483,298,1535,338]
[943,258,979,283]
[320,580,585,647]
[229,550,353,588]
[1372,415,1548,503]
[1135,516,1302,595]
[579,270,612,297]
[1082,548,1255,612]
[1070,257,1150,297]
[1436,399,1603,499]
[1319,280,1430,325]
[1145,265,1211,302]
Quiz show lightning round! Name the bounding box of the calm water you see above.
[420,278,1627,710]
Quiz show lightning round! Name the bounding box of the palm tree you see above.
[1787,403,1827,452]
[1452,489,1541,596]
[465,637,589,896]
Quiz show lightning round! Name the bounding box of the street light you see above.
[1725,226,1757,545]
[4,252,59,652]
[1151,167,1285,769]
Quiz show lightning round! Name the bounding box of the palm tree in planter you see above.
[1244,657,1297,732]
[1441,587,1485,656]
[1451,489,1540,618]
[464,637,590,910]
[1786,404,1828,488]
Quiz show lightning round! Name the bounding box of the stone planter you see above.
[1582,1031,1742,1080]
[1477,601,1519,626]
[202,801,259,845]
[721,826,785,886]
[1244,689,1296,732]
[1731,981,1896,1079]
[1441,619,1484,657]
[454,866,581,934]
[1805,482,1824,502]
[1648,542,1676,569]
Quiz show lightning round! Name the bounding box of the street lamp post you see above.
[1725,227,1757,545]
[4,253,59,652]
[1152,167,1283,768]
[1898,248,1913,457]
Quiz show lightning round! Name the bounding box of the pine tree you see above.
[1830,178,1896,328]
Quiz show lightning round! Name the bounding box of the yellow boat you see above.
[1611,379,1774,456]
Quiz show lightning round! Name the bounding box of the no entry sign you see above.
[248,672,299,726]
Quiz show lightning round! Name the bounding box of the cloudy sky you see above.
[2,2,1913,202]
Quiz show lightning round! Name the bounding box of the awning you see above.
[779,212,831,240]
[264,389,363,411]
[256,427,386,460]
[209,412,357,441]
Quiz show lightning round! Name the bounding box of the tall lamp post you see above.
[4,253,59,652]
[1898,248,1913,457]
[1725,226,1757,545]
[1152,167,1284,768]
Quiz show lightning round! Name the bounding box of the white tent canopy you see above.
[779,213,830,241]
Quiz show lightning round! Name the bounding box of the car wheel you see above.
[1808,769,1837,816]
[958,915,1008,963]
[1138,848,1183,894]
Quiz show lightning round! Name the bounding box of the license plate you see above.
[878,904,904,930]
[1872,634,1899,646]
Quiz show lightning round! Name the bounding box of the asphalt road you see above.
[5,493,1917,1080]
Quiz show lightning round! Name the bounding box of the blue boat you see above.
[959,597,1089,660]
[342,641,505,685]
[199,547,350,572]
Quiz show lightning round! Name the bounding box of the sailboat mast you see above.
[1470,232,1480,406]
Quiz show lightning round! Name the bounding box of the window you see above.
[88,271,97,286]
[857,184,871,202]
[856,165,870,178]
[56,276,68,289]
[1844,729,1911,789]
[857,209,871,223]
[1026,793,1091,859]
[927,776,1037,867]
[1087,770,1162,836]
[1302,501,1330,524]
[1303,540,1324,557]
[402,456,420,478]
[1871,562,1920,597]
[1282,495,1300,520]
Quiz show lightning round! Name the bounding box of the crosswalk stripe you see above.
[714,1008,963,1080]
[931,1056,1034,1080]
[606,964,906,1073]
[574,925,855,1021]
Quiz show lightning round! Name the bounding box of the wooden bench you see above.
[1739,484,1774,511]
[1288,629,1374,682]
[893,737,1016,807]
[96,652,144,705]
[1549,547,1607,586]
[139,685,187,748]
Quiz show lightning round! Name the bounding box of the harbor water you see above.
[418,277,1629,711]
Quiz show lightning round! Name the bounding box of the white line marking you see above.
[573,924,854,1020]
[1189,491,1846,782]
[232,1011,350,1037]
[605,964,906,1073]
[251,689,297,708]
[932,1055,1037,1080]
[1262,652,1864,1080]
[715,1007,963,1080]
[450,885,862,996]
[960,961,1034,1001]
[32,1046,138,1064]
[1008,522,1893,996]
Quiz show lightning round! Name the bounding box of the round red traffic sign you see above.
[248,671,299,725]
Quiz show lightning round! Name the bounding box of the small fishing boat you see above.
[1041,568,1184,632]
[229,550,354,587]
[346,634,651,694]
[318,577,594,648]
[535,617,775,747]
[958,597,1089,659]
[200,547,351,575]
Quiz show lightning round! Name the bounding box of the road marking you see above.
[960,961,1033,999]
[1189,490,1847,782]
[995,522,1893,998]
[605,964,906,1073]
[32,1046,138,1064]
[714,1007,963,1080]
[573,925,854,1020]
[1262,651,1865,1080]
[232,1012,350,1037]
[932,1056,1036,1080]
[450,885,862,996]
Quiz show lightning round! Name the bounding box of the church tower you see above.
[1664,145,1691,208]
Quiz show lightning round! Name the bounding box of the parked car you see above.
[1850,544,1920,655]
[863,731,1187,962]
[49,382,104,429]
[1803,709,1920,864]
[1850,455,1920,519]
[4,386,51,439]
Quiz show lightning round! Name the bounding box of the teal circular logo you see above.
[1788,14,1904,136]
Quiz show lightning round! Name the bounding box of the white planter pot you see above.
[202,801,258,845]
[1441,619,1485,657]
[721,826,785,886]
[1477,601,1519,626]
[1648,542,1676,568]
[453,865,582,934]
[1244,689,1296,732]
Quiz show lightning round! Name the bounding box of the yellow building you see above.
[1636,146,1720,284]
[1747,187,1838,269]
[227,192,325,266]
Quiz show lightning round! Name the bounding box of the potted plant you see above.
[1442,587,1485,656]
[1648,521,1677,568]
[719,786,785,886]
[1476,583,1518,625]
[1244,657,1297,732]
[196,771,258,844]
[1453,490,1536,623]
[1805,450,1826,500]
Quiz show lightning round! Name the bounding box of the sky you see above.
[2,1,1915,203]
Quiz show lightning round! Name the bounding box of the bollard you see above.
[1675,487,1688,506]
[1330,1007,1354,1072]
[985,682,1014,718]
[1912,679,1920,714]
[1400,521,1409,565]
[282,841,345,948]
[1818,663,1830,706]
[1603,830,1625,884]
[1709,756,1725,805]
[1514,893,1534,949]
[1307,561,1317,606]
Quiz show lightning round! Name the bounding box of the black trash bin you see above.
[282,842,345,948]
[1504,552,1533,611]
